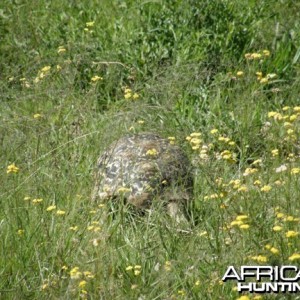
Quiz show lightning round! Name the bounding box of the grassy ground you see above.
[1,0,300,299]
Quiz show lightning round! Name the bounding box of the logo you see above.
[222,266,300,293]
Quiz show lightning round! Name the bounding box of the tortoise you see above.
[92,132,193,220]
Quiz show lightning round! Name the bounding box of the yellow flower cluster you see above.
[146,148,158,156]
[7,163,19,174]
[124,87,139,100]
[243,167,258,176]
[265,244,279,255]
[168,136,176,145]
[260,185,272,192]
[164,261,172,271]
[245,49,270,60]
[255,72,277,84]
[289,253,300,261]
[46,205,56,211]
[250,255,268,263]
[204,192,225,200]
[186,132,202,151]
[125,265,142,276]
[91,75,103,82]
[69,267,94,295]
[32,198,43,204]
[57,46,66,54]
[230,215,250,230]
[34,65,52,84]
[285,230,299,238]
[267,106,300,143]
[219,150,236,163]
[33,113,42,119]
[87,221,101,232]
[84,21,95,33]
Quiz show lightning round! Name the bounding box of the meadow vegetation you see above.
[1,0,300,299]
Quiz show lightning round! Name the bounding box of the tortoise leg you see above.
[167,201,188,224]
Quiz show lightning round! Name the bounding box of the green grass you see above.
[1,0,300,299]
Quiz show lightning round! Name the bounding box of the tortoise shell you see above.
[92,133,193,208]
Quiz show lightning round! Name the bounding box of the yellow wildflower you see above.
[91,75,103,82]
[168,136,176,144]
[83,271,94,278]
[79,280,87,288]
[190,132,201,137]
[146,148,158,156]
[291,168,300,175]
[56,210,66,215]
[7,163,20,174]
[57,46,66,54]
[70,267,82,279]
[268,111,277,118]
[286,231,299,238]
[237,185,248,192]
[251,53,262,59]
[260,185,271,192]
[276,212,285,219]
[252,159,262,165]
[251,255,268,263]
[260,77,268,84]
[273,225,283,232]
[271,149,279,157]
[86,21,95,27]
[164,261,172,271]
[289,253,300,261]
[126,266,133,271]
[230,220,244,226]
[32,198,43,204]
[17,229,25,236]
[263,50,270,56]
[294,106,300,112]
[236,71,244,76]
[254,180,261,186]
[287,129,294,135]
[33,113,42,119]
[41,66,51,72]
[237,295,250,300]
[243,168,258,176]
[132,93,139,100]
[270,247,279,254]
[124,92,132,99]
[69,226,78,231]
[236,215,248,221]
[239,224,250,230]
[256,71,263,79]
[285,216,296,222]
[210,129,218,135]
[46,205,56,212]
